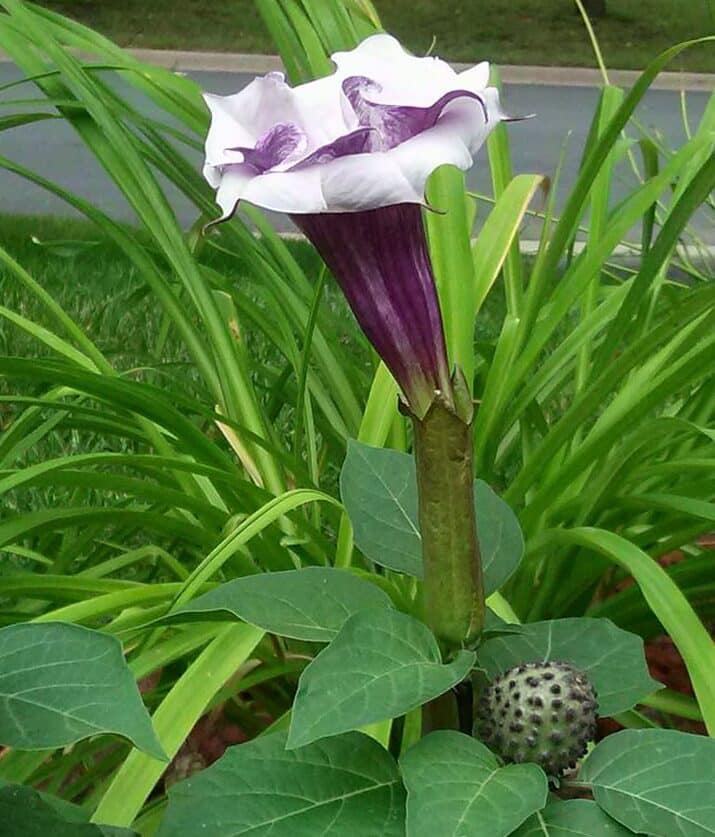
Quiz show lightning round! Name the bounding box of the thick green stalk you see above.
[411,388,484,648]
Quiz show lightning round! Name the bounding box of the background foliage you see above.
[33,0,715,71]
[0,0,713,833]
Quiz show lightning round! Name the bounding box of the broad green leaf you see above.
[340,441,523,592]
[341,442,421,575]
[93,624,264,826]
[401,731,547,837]
[581,729,715,837]
[0,784,135,837]
[483,608,524,637]
[335,362,401,569]
[476,479,525,593]
[159,731,406,837]
[0,623,164,759]
[0,779,86,824]
[476,617,660,717]
[160,567,393,641]
[512,800,633,836]
[288,608,475,749]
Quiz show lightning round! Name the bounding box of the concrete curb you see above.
[1,47,713,91]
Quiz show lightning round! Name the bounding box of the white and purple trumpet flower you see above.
[202,34,504,417]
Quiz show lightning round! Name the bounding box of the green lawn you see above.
[0,215,327,375]
[0,214,362,496]
[0,214,373,405]
[38,0,715,72]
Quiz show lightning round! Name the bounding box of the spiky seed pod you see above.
[476,660,598,778]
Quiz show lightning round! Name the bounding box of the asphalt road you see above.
[0,64,711,240]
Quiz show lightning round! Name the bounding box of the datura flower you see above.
[203,34,504,417]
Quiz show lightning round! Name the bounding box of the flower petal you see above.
[203,72,349,171]
[331,34,457,107]
[289,126,375,169]
[384,121,473,198]
[318,152,423,211]
[228,122,307,172]
[378,91,500,201]
[210,89,500,217]
[213,149,422,216]
[214,164,326,217]
[458,61,491,92]
[203,73,296,166]
[290,73,358,144]
[343,76,487,150]
[203,35,505,216]
[293,204,452,416]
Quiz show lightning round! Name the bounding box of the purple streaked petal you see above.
[289,127,375,170]
[227,121,307,173]
[202,75,297,167]
[206,85,500,216]
[342,76,488,150]
[292,203,451,417]
[203,34,506,216]
[203,73,349,171]
[201,34,519,414]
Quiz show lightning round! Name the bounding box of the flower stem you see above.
[411,383,485,649]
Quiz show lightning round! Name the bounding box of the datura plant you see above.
[202,34,506,651]
[0,1,714,835]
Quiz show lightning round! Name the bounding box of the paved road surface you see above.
[0,64,711,240]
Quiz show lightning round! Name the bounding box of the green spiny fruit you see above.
[476,661,598,778]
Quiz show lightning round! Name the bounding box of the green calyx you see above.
[476,661,598,778]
